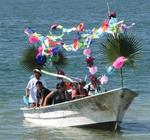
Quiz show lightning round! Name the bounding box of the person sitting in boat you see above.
[25,69,47,108]
[71,80,88,100]
[71,82,78,99]
[87,84,95,95]
[35,81,51,107]
[44,81,67,106]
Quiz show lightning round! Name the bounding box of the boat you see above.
[20,87,137,130]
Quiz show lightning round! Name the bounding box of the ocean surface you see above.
[0,0,150,139]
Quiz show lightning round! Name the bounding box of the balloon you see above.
[89,66,98,75]
[106,66,115,75]
[112,56,127,69]
[38,46,43,53]
[39,36,45,42]
[44,38,50,47]
[24,27,34,36]
[47,48,52,54]
[28,36,39,44]
[95,28,104,38]
[85,56,94,67]
[57,25,63,29]
[50,24,58,30]
[63,44,73,51]
[89,75,99,87]
[101,19,109,32]
[86,29,93,34]
[100,75,109,85]
[83,48,91,57]
[72,38,79,49]
[86,38,92,48]
[51,47,59,55]
[51,55,59,62]
[62,27,76,33]
[36,54,46,65]
[119,23,135,31]
[76,23,84,32]
[47,38,58,46]
[43,48,52,56]
[109,17,118,27]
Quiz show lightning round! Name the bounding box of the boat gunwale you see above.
[20,87,137,111]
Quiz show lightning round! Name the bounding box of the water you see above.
[0,0,150,139]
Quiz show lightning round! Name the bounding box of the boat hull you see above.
[21,88,137,130]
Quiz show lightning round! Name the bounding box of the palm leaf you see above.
[20,46,68,72]
[100,33,142,68]
[53,51,68,66]
[20,46,44,71]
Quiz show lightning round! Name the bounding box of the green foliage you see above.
[53,52,68,66]
[100,33,142,87]
[20,46,43,71]
[101,33,142,68]
[20,46,68,72]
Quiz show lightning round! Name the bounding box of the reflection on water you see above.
[23,127,119,140]
[22,120,150,140]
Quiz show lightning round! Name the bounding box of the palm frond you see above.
[20,46,44,72]
[53,51,68,66]
[20,46,68,72]
[100,33,142,68]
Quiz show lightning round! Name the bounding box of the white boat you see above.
[20,88,137,130]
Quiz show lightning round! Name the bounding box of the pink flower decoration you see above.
[100,75,108,85]
[28,36,39,44]
[38,46,43,53]
[83,49,91,57]
[85,56,94,67]
[89,66,98,75]
[112,56,127,69]
[89,75,99,87]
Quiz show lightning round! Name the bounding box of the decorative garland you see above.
[24,11,132,89]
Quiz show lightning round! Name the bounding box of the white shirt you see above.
[26,77,47,103]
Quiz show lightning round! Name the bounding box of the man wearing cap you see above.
[25,69,47,107]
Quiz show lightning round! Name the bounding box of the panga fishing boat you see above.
[20,88,137,130]
[20,7,141,130]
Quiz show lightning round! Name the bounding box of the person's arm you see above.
[40,88,49,107]
[36,92,40,107]
[65,91,71,101]
[43,91,54,106]
[25,80,32,97]
[25,88,30,97]
[36,98,40,107]
[40,97,44,107]
[71,90,77,99]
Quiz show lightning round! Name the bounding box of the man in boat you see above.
[35,81,51,107]
[44,81,67,106]
[25,69,47,108]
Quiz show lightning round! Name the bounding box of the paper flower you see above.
[28,36,39,44]
[106,66,115,75]
[83,48,91,57]
[100,75,109,85]
[112,56,127,69]
[89,66,98,75]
